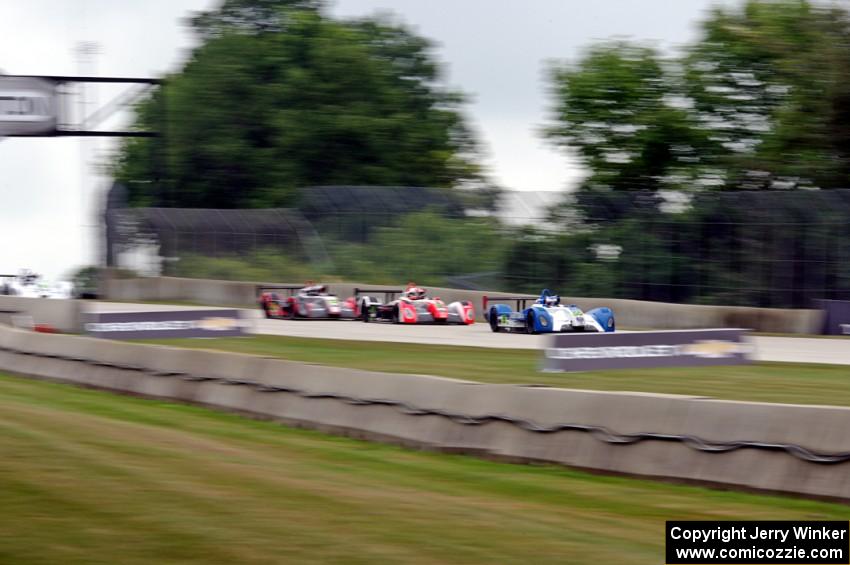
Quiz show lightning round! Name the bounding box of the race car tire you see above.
[526,312,537,334]
[264,301,285,319]
[488,307,500,333]
[360,301,370,323]
[392,307,400,324]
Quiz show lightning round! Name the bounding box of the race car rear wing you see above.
[353,288,402,301]
[482,295,538,311]
[255,285,304,297]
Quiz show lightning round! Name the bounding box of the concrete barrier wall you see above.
[0,296,82,333]
[100,274,259,307]
[2,322,849,500]
[101,274,824,333]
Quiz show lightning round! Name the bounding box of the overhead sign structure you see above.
[0,76,57,136]
[84,309,247,340]
[542,329,752,372]
[0,74,160,138]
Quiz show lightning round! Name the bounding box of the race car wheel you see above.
[488,307,500,333]
[360,301,370,323]
[264,301,283,319]
[392,307,400,324]
[526,312,537,335]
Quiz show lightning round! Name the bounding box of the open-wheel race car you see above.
[483,289,615,333]
[257,283,351,319]
[1,270,73,299]
[354,283,475,325]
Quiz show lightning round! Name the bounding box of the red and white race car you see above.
[353,283,475,325]
[258,284,346,319]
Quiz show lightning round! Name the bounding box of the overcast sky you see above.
[0,0,740,278]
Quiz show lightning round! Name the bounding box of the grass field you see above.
[146,335,850,407]
[2,372,848,564]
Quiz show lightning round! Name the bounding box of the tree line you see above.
[113,0,850,306]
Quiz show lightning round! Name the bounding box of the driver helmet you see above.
[405,284,426,300]
[545,295,559,307]
[301,283,326,296]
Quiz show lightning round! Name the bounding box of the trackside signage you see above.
[84,310,246,339]
[0,76,57,136]
[543,329,751,372]
[814,300,850,336]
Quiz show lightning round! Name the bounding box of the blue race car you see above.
[483,289,615,334]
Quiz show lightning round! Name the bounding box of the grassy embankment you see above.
[2,372,848,564]
[147,334,850,407]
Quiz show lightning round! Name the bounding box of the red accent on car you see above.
[462,303,475,324]
[345,297,357,315]
[400,301,417,323]
[427,301,448,320]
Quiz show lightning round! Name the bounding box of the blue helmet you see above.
[537,289,559,306]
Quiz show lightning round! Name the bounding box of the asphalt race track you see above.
[252,316,850,365]
[88,302,850,365]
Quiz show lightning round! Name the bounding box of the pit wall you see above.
[2,322,850,500]
[0,296,82,333]
[101,273,823,334]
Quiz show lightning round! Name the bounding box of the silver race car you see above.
[258,283,346,319]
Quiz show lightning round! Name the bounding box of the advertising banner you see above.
[543,329,751,372]
[0,76,57,136]
[814,300,850,336]
[84,309,246,339]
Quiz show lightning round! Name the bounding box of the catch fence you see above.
[104,187,850,308]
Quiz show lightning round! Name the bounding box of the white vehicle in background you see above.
[0,270,74,299]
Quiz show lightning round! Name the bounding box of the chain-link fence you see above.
[105,186,850,308]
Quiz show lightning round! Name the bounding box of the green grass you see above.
[1,372,848,564]
[145,334,850,407]
[753,332,850,339]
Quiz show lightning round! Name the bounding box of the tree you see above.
[334,211,506,287]
[547,1,850,192]
[189,0,322,39]
[684,0,850,189]
[546,42,719,192]
[114,0,486,208]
